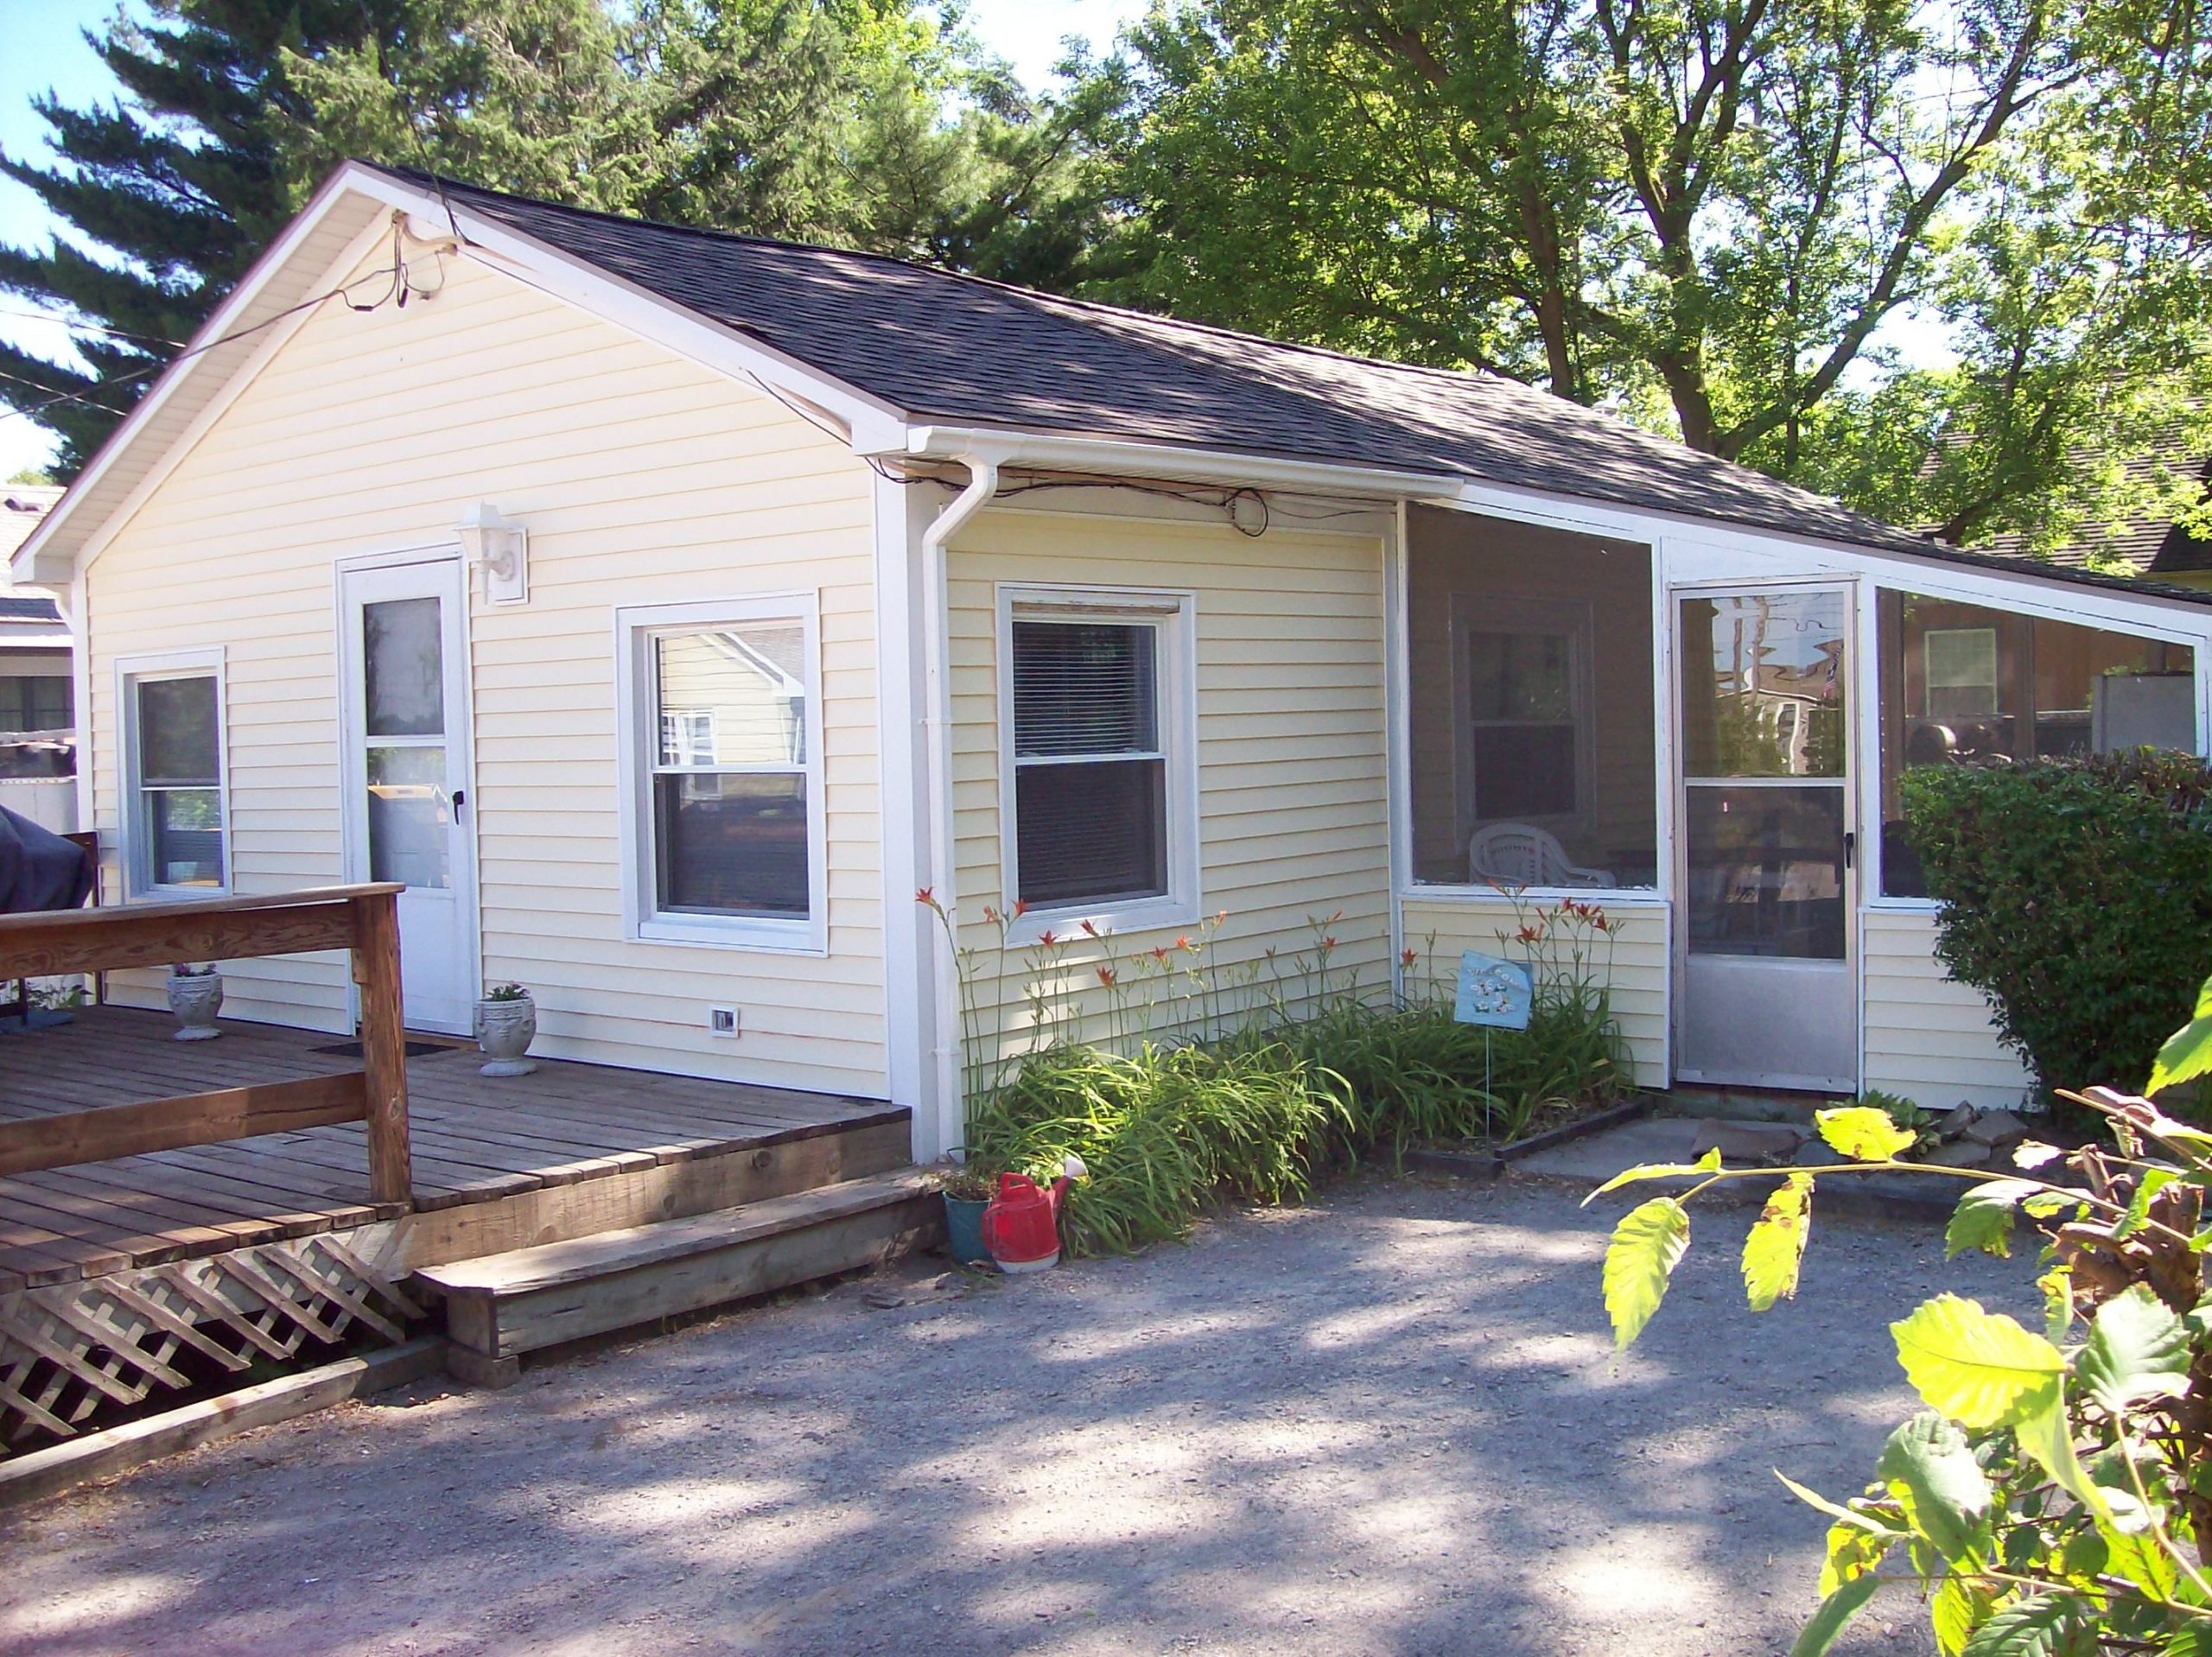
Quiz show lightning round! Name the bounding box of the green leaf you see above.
[1744,1173,1815,1311]
[1817,1105,1918,1162]
[1891,1295,2065,1428]
[2012,1140,2063,1170]
[1933,1573,1999,1657]
[1602,1196,1690,1349]
[2114,1168,2180,1241]
[2149,974,2212,1095]
[1948,1180,2044,1260]
[2013,1395,2112,1526]
[1776,1469,1910,1536]
[1820,1518,1895,1597]
[2038,1270,2075,1345]
[2075,1284,2190,1415]
[1959,1594,2095,1656]
[1789,1571,1883,1657]
[1878,1412,1994,1563]
[1586,1148,1721,1200]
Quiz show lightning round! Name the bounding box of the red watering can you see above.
[981,1156,1086,1273]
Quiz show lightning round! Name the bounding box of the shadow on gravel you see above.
[0,1177,2031,1657]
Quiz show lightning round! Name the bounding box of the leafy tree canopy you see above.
[0,0,1106,475]
[1078,0,2212,549]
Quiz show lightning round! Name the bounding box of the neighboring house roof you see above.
[0,489,63,626]
[1968,435,2212,579]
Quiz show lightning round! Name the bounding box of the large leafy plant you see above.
[1900,750,2212,1112]
[1598,987,2212,1654]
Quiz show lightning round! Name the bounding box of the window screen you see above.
[1011,619,1168,907]
[133,672,223,888]
[1405,505,1657,888]
[1878,592,2197,896]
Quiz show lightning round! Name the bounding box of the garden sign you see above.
[1454,952,1533,1031]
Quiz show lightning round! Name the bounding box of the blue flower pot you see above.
[943,1194,992,1267]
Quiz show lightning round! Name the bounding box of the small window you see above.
[1462,624,1585,821]
[0,674,70,732]
[1001,587,1195,924]
[119,654,226,895]
[618,597,823,949]
[1923,627,1999,720]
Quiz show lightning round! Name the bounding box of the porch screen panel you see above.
[1405,505,1657,889]
[1876,592,2197,897]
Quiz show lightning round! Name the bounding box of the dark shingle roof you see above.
[0,596,60,622]
[376,168,2212,606]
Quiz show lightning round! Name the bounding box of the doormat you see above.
[308,1038,459,1060]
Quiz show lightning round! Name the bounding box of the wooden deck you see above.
[0,1005,906,1291]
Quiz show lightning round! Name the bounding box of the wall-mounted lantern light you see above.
[457,503,529,605]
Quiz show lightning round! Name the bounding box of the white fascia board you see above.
[334,167,909,453]
[10,167,392,587]
[898,423,1465,500]
[1443,476,2212,638]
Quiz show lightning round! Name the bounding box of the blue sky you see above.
[0,0,1145,479]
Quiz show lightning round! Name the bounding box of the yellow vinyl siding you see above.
[944,507,1391,1059]
[1396,895,1668,1083]
[82,249,887,1095]
[1861,907,2032,1110]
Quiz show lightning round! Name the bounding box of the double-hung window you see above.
[1001,586,1196,926]
[617,595,824,950]
[119,651,227,895]
[1452,599,1595,833]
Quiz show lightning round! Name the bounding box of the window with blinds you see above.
[1011,617,1170,908]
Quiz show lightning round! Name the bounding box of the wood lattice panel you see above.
[0,1234,421,1453]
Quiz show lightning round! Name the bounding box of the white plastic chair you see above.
[1468,822,1616,890]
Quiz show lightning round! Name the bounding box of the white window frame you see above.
[995,582,1200,941]
[115,647,231,899]
[613,593,827,953]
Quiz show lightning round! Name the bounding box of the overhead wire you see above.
[0,222,443,430]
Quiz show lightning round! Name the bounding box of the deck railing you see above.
[0,884,412,1203]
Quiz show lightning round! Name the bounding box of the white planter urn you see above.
[473,993,537,1077]
[166,969,224,1042]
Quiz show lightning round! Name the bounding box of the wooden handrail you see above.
[0,883,412,1203]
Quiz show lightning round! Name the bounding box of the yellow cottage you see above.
[19,162,2212,1162]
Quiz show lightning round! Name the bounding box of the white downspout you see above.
[919,454,1001,1157]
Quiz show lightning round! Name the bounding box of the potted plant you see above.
[473,982,537,1076]
[165,962,223,1041]
[938,1163,994,1267]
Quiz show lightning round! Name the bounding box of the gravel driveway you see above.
[0,1173,2031,1657]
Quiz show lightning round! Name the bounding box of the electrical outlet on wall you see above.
[708,1006,741,1038]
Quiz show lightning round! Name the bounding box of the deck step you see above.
[417,1170,943,1378]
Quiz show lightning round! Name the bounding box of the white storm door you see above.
[1674,585,1859,1093]
[339,557,479,1034]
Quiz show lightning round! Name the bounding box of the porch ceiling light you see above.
[457,503,529,606]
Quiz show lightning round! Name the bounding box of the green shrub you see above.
[966,1042,1352,1255]
[1901,749,2212,1108]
